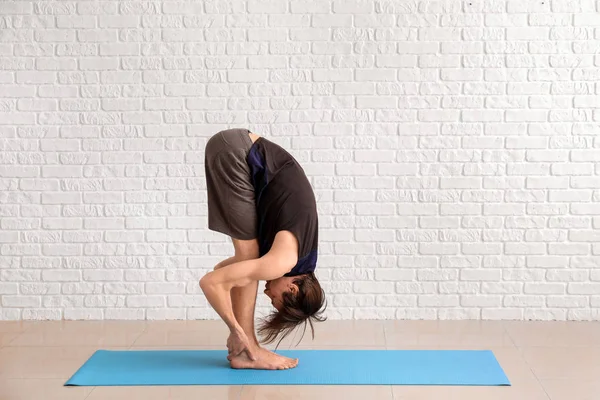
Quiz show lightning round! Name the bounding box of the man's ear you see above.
[289,283,298,295]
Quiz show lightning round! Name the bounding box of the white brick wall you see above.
[1,0,600,321]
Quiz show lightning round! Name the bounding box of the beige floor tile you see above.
[86,386,242,400]
[10,321,147,347]
[0,332,20,347]
[142,320,225,332]
[0,378,93,400]
[0,321,37,333]
[241,385,394,400]
[0,346,127,379]
[387,320,507,333]
[504,321,600,347]
[129,345,224,350]
[388,344,512,351]
[132,320,284,351]
[392,384,549,400]
[384,320,514,348]
[132,330,227,347]
[541,379,600,400]
[275,320,386,348]
[520,347,600,380]
[24,320,147,333]
[132,320,230,347]
[488,347,543,385]
[288,344,387,350]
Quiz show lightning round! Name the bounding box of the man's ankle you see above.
[246,341,261,352]
[248,335,261,350]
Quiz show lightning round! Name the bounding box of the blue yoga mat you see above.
[65,349,510,386]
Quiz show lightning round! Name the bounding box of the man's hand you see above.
[227,328,257,361]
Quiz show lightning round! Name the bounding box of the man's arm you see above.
[199,231,298,331]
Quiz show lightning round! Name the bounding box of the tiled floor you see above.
[0,320,599,400]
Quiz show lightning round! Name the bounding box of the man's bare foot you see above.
[229,347,298,370]
[257,347,298,368]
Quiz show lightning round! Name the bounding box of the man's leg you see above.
[214,238,261,347]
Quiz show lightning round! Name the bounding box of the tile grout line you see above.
[85,321,148,400]
[5,333,21,347]
[128,321,150,349]
[383,321,396,400]
[2,321,38,348]
[518,344,553,400]
[382,320,388,350]
[501,321,518,348]
[503,324,553,400]
[83,386,97,400]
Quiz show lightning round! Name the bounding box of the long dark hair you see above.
[257,272,327,349]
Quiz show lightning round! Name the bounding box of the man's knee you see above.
[232,238,259,260]
[236,247,259,261]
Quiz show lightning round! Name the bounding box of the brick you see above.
[461,295,502,307]
[549,243,590,255]
[439,282,480,295]
[504,295,545,307]
[353,281,394,294]
[525,283,566,294]
[374,269,416,281]
[0,283,18,294]
[568,283,600,295]
[3,296,41,308]
[313,14,351,27]
[418,295,459,307]
[548,296,588,308]
[460,268,502,281]
[402,309,437,320]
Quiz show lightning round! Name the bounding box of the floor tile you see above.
[241,385,394,400]
[384,320,514,348]
[24,320,147,333]
[132,320,230,347]
[504,321,600,347]
[288,344,387,350]
[392,384,548,400]
[86,386,243,400]
[142,320,224,332]
[0,332,20,347]
[129,345,224,350]
[519,346,600,380]
[0,346,127,379]
[10,321,147,347]
[277,320,386,348]
[0,321,37,333]
[0,379,93,400]
[541,378,600,400]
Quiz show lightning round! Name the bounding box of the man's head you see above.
[259,272,327,348]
